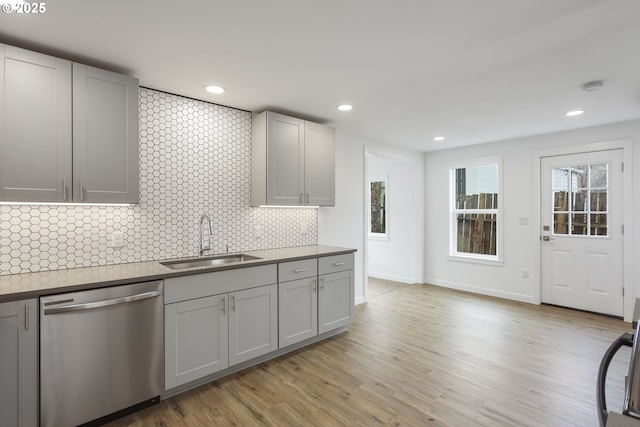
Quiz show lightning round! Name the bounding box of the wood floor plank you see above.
[106,283,632,427]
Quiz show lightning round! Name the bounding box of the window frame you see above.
[368,175,389,241]
[448,156,504,265]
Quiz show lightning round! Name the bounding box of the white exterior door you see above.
[541,150,623,316]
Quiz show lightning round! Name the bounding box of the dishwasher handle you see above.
[44,290,162,315]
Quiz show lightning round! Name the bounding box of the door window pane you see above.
[590,164,608,188]
[550,163,608,237]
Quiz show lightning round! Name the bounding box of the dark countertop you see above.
[0,245,356,302]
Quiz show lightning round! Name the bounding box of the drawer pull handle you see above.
[294,268,307,273]
[333,262,345,266]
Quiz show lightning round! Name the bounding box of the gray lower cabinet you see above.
[318,269,354,333]
[164,265,278,390]
[278,258,319,347]
[318,254,355,334]
[0,298,38,427]
[228,284,278,365]
[164,295,228,389]
[278,254,354,348]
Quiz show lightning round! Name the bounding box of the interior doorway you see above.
[364,152,423,301]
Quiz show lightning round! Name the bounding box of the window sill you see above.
[368,234,389,241]
[446,254,504,267]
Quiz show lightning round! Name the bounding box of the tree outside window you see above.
[369,179,388,239]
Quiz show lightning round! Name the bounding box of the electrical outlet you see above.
[109,232,125,248]
[254,226,263,239]
[522,269,529,279]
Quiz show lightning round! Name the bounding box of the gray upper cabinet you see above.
[251,111,335,206]
[0,43,139,204]
[304,121,335,206]
[0,299,38,427]
[0,44,72,202]
[73,64,139,203]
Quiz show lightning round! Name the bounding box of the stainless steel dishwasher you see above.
[40,280,164,427]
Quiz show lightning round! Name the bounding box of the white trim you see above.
[532,139,633,321]
[424,277,536,304]
[446,255,504,267]
[368,272,416,284]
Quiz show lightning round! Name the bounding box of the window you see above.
[450,161,501,261]
[552,163,608,237]
[369,179,388,239]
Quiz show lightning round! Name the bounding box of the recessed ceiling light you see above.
[337,104,353,111]
[566,110,584,117]
[205,85,225,94]
[433,136,445,141]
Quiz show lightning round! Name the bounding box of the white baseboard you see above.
[423,277,537,305]
[355,295,365,305]
[368,272,415,284]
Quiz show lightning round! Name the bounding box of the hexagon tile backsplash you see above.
[0,88,317,275]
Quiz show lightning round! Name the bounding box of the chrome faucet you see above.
[199,213,213,256]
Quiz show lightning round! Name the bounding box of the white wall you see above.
[368,158,423,284]
[424,118,640,321]
[318,132,424,305]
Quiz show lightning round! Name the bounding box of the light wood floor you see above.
[107,283,632,427]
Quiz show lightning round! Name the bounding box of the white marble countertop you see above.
[0,245,356,302]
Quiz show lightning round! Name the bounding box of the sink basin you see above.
[160,254,261,270]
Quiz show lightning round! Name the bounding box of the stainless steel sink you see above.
[160,254,261,270]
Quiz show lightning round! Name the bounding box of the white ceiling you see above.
[1,0,639,152]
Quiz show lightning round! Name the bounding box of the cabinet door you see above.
[319,270,354,333]
[279,277,318,348]
[304,121,335,206]
[229,284,278,365]
[0,44,72,202]
[73,64,139,203]
[266,112,304,206]
[0,299,38,427]
[165,295,228,389]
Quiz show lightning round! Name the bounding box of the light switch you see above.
[253,226,263,239]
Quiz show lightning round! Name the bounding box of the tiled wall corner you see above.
[0,88,317,275]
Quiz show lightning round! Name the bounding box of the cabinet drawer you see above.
[278,258,317,282]
[164,264,277,304]
[318,253,354,275]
